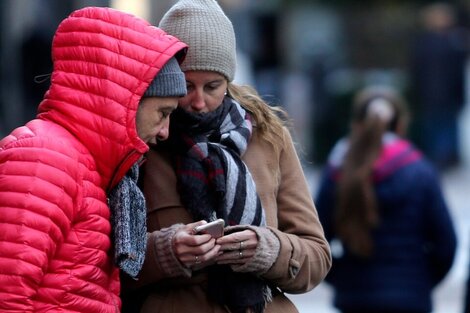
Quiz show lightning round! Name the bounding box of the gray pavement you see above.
[286,164,470,313]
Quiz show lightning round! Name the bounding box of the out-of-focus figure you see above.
[409,2,469,171]
[465,249,470,313]
[315,85,457,313]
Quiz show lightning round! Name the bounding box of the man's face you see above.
[136,97,178,144]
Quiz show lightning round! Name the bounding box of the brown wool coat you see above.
[126,127,331,313]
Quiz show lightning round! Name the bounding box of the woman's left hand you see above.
[215,228,258,265]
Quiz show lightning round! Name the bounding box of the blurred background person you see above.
[409,2,469,171]
[314,85,457,313]
[465,259,470,313]
[20,26,52,121]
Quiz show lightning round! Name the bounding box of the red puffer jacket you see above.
[0,7,187,313]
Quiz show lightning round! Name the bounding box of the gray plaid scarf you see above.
[108,163,147,279]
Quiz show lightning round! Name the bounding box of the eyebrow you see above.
[208,79,225,84]
[161,105,177,111]
[154,105,175,116]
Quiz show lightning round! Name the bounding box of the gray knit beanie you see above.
[143,56,187,97]
[158,0,237,82]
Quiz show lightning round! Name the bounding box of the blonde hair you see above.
[227,83,290,153]
[335,86,409,258]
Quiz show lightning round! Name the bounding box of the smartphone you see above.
[194,219,225,238]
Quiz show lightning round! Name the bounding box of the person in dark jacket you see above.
[409,2,469,170]
[315,85,457,313]
[465,243,470,313]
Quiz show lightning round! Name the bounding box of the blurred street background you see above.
[0,0,469,312]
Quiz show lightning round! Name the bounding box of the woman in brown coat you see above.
[121,0,331,312]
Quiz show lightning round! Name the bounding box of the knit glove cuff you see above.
[150,224,191,278]
[229,225,280,275]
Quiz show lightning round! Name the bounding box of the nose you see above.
[189,89,206,112]
[156,119,170,141]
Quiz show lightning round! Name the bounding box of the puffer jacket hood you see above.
[37,7,187,191]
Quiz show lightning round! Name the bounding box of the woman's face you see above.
[179,71,228,113]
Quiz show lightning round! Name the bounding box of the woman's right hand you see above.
[172,220,221,269]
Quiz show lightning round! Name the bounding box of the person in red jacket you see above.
[0,6,187,312]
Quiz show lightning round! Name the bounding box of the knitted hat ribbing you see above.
[159,0,237,82]
[143,56,187,98]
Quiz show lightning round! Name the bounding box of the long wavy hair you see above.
[227,83,291,154]
[335,86,409,258]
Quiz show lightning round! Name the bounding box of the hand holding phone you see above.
[193,219,225,238]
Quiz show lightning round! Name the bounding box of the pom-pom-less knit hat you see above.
[158,0,237,82]
[143,56,187,97]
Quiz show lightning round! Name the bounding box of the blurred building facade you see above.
[1,0,468,166]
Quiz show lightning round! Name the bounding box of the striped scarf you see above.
[170,97,266,226]
[169,97,269,313]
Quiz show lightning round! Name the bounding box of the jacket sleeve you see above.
[122,223,192,290]
[314,168,343,286]
[0,139,76,312]
[422,164,457,286]
[261,128,332,293]
[314,168,337,242]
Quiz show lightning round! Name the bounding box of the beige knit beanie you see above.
[159,0,237,82]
